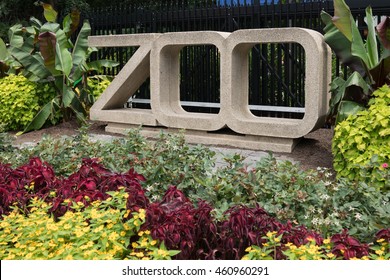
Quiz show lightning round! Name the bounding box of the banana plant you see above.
[321,0,390,125]
[0,38,9,77]
[3,3,118,133]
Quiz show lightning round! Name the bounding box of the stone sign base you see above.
[105,123,300,153]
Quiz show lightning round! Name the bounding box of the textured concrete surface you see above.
[88,28,331,152]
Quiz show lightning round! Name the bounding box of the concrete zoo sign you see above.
[88,28,331,152]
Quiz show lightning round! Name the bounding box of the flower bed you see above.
[0,130,389,260]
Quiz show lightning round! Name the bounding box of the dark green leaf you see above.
[369,56,390,88]
[332,0,353,40]
[60,82,75,108]
[54,29,73,77]
[0,38,7,61]
[87,60,119,72]
[72,21,91,67]
[18,98,59,134]
[8,24,24,48]
[364,6,379,68]
[336,101,366,124]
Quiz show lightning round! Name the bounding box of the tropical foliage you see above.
[321,0,390,125]
[0,3,118,133]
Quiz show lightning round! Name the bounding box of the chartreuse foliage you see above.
[0,189,177,260]
[321,0,390,124]
[332,85,390,191]
[0,74,57,131]
[87,75,111,100]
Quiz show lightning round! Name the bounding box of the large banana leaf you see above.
[41,2,58,23]
[62,83,76,108]
[63,9,81,38]
[8,24,24,48]
[53,28,73,77]
[369,56,390,87]
[365,6,379,69]
[72,21,91,68]
[29,17,43,29]
[332,0,352,40]
[335,71,370,124]
[336,101,366,124]
[321,11,366,77]
[0,38,7,61]
[9,46,51,80]
[0,39,9,76]
[38,31,57,74]
[18,97,60,134]
[87,60,120,72]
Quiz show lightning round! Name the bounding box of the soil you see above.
[8,120,334,171]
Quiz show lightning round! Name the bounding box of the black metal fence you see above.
[88,0,390,118]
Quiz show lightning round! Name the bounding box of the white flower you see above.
[317,209,323,214]
[354,213,363,221]
[324,181,332,186]
[304,215,309,219]
[151,195,160,201]
[309,206,316,213]
[348,206,355,212]
[320,194,330,200]
[332,186,339,191]
[311,218,319,225]
[325,172,333,178]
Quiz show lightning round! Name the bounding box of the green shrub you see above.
[332,85,390,191]
[0,74,56,131]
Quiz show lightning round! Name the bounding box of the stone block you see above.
[89,34,161,126]
[222,28,331,139]
[150,31,230,131]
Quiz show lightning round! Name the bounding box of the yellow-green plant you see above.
[369,238,390,260]
[0,189,145,260]
[282,238,337,260]
[332,85,390,191]
[128,230,180,260]
[242,232,389,260]
[0,74,57,131]
[87,75,111,99]
[241,231,282,260]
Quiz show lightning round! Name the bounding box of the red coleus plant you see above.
[331,229,369,259]
[0,158,59,215]
[50,158,148,218]
[375,228,390,243]
[0,157,148,219]
[142,186,216,260]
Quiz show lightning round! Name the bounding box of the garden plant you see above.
[0,128,389,260]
